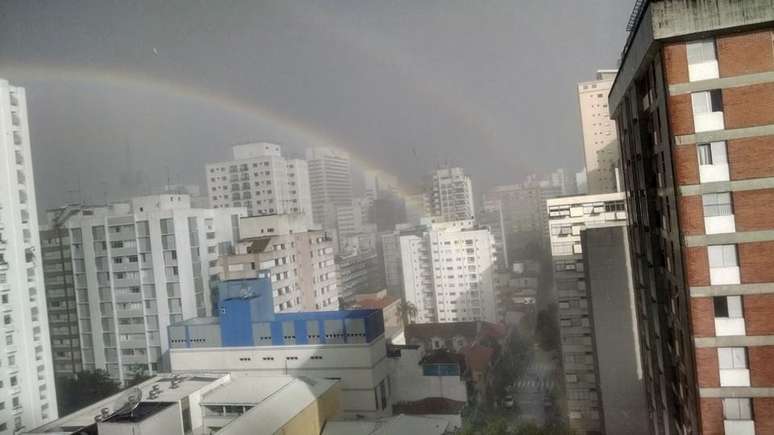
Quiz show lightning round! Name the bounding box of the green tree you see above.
[56,370,120,416]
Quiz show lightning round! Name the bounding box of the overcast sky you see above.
[0,0,634,211]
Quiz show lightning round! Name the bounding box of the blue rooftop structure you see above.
[169,270,385,349]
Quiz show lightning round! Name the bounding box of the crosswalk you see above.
[512,377,555,392]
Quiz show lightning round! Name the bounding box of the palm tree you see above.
[397,300,418,326]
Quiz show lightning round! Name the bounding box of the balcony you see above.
[715,317,746,336]
[688,60,719,82]
[699,163,729,183]
[719,368,750,387]
[710,266,740,285]
[705,215,736,235]
[694,111,724,133]
[724,420,755,435]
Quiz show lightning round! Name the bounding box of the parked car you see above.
[503,395,515,409]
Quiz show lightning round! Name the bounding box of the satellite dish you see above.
[111,387,143,417]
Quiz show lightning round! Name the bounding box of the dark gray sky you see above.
[0,0,634,210]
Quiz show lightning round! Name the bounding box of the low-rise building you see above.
[24,372,339,435]
[348,290,403,342]
[167,272,391,418]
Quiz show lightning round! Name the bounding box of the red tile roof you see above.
[461,344,494,372]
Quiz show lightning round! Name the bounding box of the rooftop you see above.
[323,414,449,435]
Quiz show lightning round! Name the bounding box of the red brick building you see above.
[610,1,774,434]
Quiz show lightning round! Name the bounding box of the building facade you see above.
[427,167,474,222]
[336,248,383,303]
[305,147,353,230]
[546,192,626,434]
[578,70,620,194]
[206,142,312,222]
[168,273,391,418]
[0,79,58,433]
[223,214,338,313]
[581,224,648,435]
[40,195,244,385]
[610,1,774,433]
[400,220,497,324]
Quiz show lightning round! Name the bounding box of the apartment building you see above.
[168,272,391,418]
[39,194,244,385]
[478,201,509,271]
[546,192,626,434]
[0,79,58,434]
[221,214,338,312]
[427,167,474,222]
[400,220,497,324]
[336,248,383,303]
[206,142,312,223]
[306,147,353,230]
[578,70,620,194]
[581,224,648,435]
[610,1,774,433]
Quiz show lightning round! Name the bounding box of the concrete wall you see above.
[582,225,649,435]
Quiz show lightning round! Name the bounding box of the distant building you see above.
[478,201,509,271]
[336,198,376,251]
[400,220,497,324]
[306,147,353,230]
[349,290,403,341]
[427,167,474,222]
[336,248,384,302]
[25,373,340,435]
[168,272,392,418]
[220,214,338,312]
[206,142,312,223]
[611,1,774,432]
[546,191,626,434]
[0,79,58,432]
[40,195,245,384]
[363,169,400,202]
[581,224,648,435]
[577,70,619,194]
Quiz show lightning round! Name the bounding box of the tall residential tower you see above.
[0,79,58,434]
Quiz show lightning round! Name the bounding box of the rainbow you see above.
[1,63,428,216]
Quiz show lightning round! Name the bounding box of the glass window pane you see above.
[727,296,743,318]
[723,245,738,267]
[732,347,747,368]
[723,398,741,419]
[708,246,724,267]
[692,92,711,114]
[714,296,729,318]
[718,347,732,369]
[698,144,713,165]
[710,142,728,164]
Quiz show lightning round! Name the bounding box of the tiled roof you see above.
[461,343,494,371]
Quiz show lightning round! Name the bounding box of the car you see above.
[503,395,515,409]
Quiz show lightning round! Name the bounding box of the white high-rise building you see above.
[363,169,399,202]
[577,70,619,194]
[400,220,497,324]
[206,142,312,223]
[0,79,58,433]
[40,195,244,385]
[428,167,474,222]
[305,147,353,229]
[222,213,339,312]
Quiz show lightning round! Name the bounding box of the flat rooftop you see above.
[174,308,381,327]
[201,376,294,405]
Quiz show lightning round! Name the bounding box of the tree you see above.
[397,299,418,326]
[56,370,120,416]
[536,306,560,351]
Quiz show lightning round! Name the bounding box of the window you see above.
[723,398,752,420]
[714,296,742,318]
[687,39,716,64]
[708,245,737,268]
[697,144,713,165]
[703,193,733,217]
[718,347,747,369]
[692,90,723,114]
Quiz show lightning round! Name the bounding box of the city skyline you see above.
[0,0,632,212]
